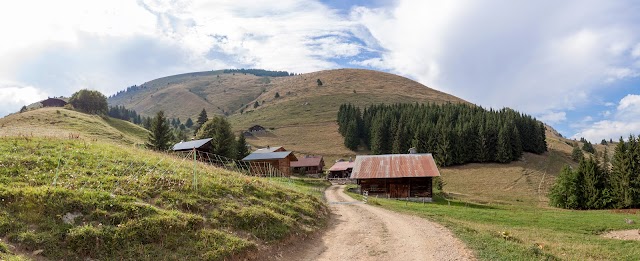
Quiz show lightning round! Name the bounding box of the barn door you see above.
[390,184,409,198]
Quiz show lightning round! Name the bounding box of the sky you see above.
[0,0,639,142]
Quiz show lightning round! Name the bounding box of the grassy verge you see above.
[345,188,640,260]
[0,137,328,260]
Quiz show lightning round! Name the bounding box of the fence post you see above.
[193,148,198,191]
[363,190,368,204]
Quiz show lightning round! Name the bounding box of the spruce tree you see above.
[185,118,194,128]
[197,109,208,126]
[344,119,360,151]
[196,116,236,158]
[495,125,512,163]
[571,145,584,162]
[235,134,250,160]
[146,111,173,151]
[610,137,632,208]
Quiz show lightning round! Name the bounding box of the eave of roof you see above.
[328,161,355,171]
[242,151,297,161]
[172,138,213,151]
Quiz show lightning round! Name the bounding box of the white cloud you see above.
[352,1,640,115]
[538,111,567,124]
[0,83,48,116]
[573,94,640,142]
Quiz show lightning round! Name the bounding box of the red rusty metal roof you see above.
[290,156,323,168]
[328,161,355,171]
[350,154,441,179]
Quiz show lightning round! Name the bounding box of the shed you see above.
[351,154,440,200]
[242,151,297,176]
[41,98,67,107]
[328,161,355,179]
[290,156,324,175]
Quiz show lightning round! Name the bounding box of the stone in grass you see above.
[62,212,83,225]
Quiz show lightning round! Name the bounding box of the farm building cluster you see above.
[171,125,440,200]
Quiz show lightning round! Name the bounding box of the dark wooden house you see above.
[248,125,266,132]
[290,156,324,175]
[242,148,297,176]
[351,154,440,200]
[328,161,355,179]
[40,98,67,107]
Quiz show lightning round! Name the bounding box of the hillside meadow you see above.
[0,137,328,260]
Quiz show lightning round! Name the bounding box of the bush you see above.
[69,89,108,114]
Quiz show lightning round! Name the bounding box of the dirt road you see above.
[277,185,474,261]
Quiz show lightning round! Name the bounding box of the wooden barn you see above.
[242,148,297,176]
[290,156,324,175]
[327,161,355,179]
[172,138,213,153]
[351,154,440,200]
[40,97,67,107]
[248,125,266,133]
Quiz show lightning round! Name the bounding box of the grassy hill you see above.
[0,108,149,145]
[107,68,592,205]
[0,137,328,260]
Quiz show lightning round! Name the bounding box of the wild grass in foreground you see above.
[347,189,640,260]
[0,137,328,260]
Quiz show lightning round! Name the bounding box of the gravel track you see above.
[276,185,475,261]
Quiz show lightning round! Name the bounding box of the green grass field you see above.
[0,137,328,260]
[347,188,640,260]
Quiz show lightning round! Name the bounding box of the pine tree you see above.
[196,116,236,158]
[571,145,584,162]
[549,165,583,209]
[146,111,173,151]
[495,125,512,163]
[344,119,360,151]
[185,118,194,128]
[581,157,606,209]
[197,109,208,126]
[510,125,523,161]
[610,137,632,208]
[235,134,250,160]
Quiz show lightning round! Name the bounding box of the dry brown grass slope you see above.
[0,107,149,145]
[108,70,273,121]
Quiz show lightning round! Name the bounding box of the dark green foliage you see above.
[69,89,108,114]
[317,79,323,86]
[235,135,249,160]
[108,105,142,124]
[253,101,259,108]
[223,69,291,77]
[196,116,236,158]
[196,109,208,126]
[551,135,640,209]
[185,118,194,128]
[337,103,547,166]
[571,145,584,162]
[146,111,173,151]
[601,139,608,145]
[274,92,280,98]
[581,139,596,154]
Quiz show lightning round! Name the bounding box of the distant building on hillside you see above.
[248,125,266,133]
[40,97,67,108]
[253,145,285,153]
[351,153,440,200]
[290,155,324,175]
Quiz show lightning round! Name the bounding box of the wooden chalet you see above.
[40,97,67,107]
[328,161,355,179]
[248,125,266,133]
[290,156,324,175]
[351,154,440,200]
[242,147,297,176]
